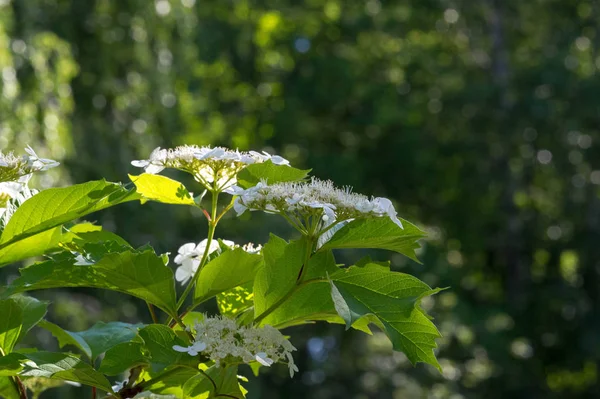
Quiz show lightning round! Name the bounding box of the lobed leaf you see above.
[320,218,427,262]
[329,262,442,370]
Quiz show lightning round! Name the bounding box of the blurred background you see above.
[1,0,599,398]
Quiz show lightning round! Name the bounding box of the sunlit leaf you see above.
[0,300,23,354]
[253,235,307,319]
[329,262,442,370]
[236,161,310,189]
[129,174,196,206]
[194,248,262,304]
[0,180,139,255]
[3,250,177,315]
[320,218,426,262]
[0,352,113,391]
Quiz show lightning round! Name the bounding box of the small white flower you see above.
[255,352,274,367]
[173,239,235,284]
[172,341,207,356]
[372,197,403,228]
[24,146,60,171]
[174,258,199,284]
[131,147,167,174]
[0,147,58,183]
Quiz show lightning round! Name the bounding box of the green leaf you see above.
[194,248,262,304]
[39,320,141,361]
[329,262,442,370]
[0,227,64,268]
[217,284,254,318]
[320,218,427,262]
[253,236,307,318]
[99,342,149,375]
[255,280,373,334]
[236,161,310,189]
[0,299,23,354]
[138,325,191,372]
[0,352,113,391]
[38,320,91,359]
[0,376,19,399]
[3,250,178,315]
[139,366,198,398]
[251,246,373,332]
[130,173,196,206]
[23,376,73,398]
[10,296,48,343]
[183,365,243,399]
[0,223,114,268]
[0,180,139,255]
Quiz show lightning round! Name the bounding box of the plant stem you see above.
[175,190,219,312]
[0,347,26,399]
[146,302,159,324]
[15,376,27,399]
[92,387,97,399]
[296,237,314,282]
[171,313,195,341]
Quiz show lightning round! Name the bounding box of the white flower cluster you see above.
[174,239,262,284]
[0,147,58,229]
[231,178,403,236]
[0,146,59,183]
[173,315,298,378]
[131,145,289,191]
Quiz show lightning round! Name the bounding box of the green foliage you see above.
[138,325,192,372]
[0,376,19,399]
[3,249,178,315]
[0,352,113,392]
[236,162,310,189]
[0,299,23,355]
[216,284,254,319]
[99,342,148,376]
[329,261,442,370]
[194,248,263,304]
[0,180,138,251]
[253,235,308,318]
[321,218,426,262]
[130,174,196,206]
[39,320,141,361]
[0,145,438,398]
[183,365,244,399]
[0,297,47,355]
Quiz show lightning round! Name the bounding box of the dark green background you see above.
[1,0,599,397]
